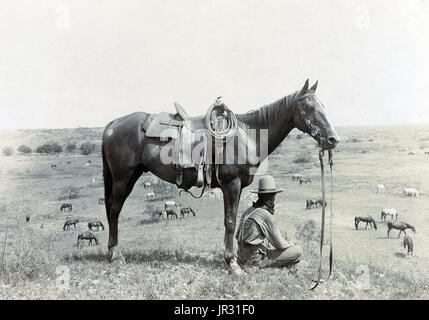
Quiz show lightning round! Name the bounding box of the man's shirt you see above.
[235,205,290,250]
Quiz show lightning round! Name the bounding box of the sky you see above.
[1,0,429,129]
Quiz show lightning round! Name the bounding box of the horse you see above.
[425,152,429,156]
[314,198,327,208]
[306,199,315,210]
[77,231,99,247]
[381,208,398,221]
[99,198,105,204]
[180,207,196,218]
[165,200,180,219]
[292,174,303,181]
[151,209,164,218]
[387,221,415,238]
[355,216,377,230]
[101,79,339,274]
[51,164,57,169]
[299,177,312,185]
[403,188,419,198]
[67,161,72,166]
[60,203,72,212]
[25,215,30,223]
[88,219,105,231]
[146,192,155,199]
[403,235,414,256]
[408,152,415,156]
[63,218,79,230]
[376,184,385,194]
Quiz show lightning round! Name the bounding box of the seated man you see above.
[235,175,302,268]
[210,96,229,132]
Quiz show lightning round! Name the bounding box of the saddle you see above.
[142,102,237,190]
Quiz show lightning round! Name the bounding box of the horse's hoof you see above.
[110,247,126,264]
[228,262,245,276]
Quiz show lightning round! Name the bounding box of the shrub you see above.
[17,145,32,154]
[2,146,14,156]
[59,186,80,200]
[35,142,62,154]
[80,142,97,155]
[65,143,76,153]
[293,153,312,164]
[296,219,320,242]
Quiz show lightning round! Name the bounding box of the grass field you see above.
[1,124,429,299]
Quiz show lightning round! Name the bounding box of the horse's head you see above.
[293,79,340,150]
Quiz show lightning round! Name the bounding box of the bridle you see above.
[310,148,334,290]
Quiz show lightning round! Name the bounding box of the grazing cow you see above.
[60,203,73,212]
[306,199,315,210]
[51,164,57,169]
[180,207,196,218]
[376,184,385,194]
[381,208,398,221]
[98,198,105,204]
[355,216,377,230]
[409,152,415,156]
[25,215,30,223]
[63,218,79,230]
[299,177,312,185]
[387,221,415,238]
[292,174,303,181]
[77,231,99,247]
[403,188,419,198]
[88,219,104,231]
[165,200,180,219]
[403,235,414,256]
[144,182,151,189]
[146,192,155,199]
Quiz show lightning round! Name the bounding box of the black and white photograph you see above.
[1,0,429,303]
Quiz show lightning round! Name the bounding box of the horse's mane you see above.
[238,91,300,127]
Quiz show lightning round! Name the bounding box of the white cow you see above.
[403,188,419,198]
[164,200,180,219]
[376,184,385,194]
[144,182,151,189]
[146,192,155,199]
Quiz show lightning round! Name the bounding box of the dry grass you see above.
[1,124,429,299]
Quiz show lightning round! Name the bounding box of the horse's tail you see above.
[354,216,359,229]
[100,222,105,230]
[63,222,67,231]
[408,224,416,233]
[102,142,112,214]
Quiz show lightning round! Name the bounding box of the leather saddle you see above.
[173,102,210,131]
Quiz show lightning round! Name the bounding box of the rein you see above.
[310,149,334,290]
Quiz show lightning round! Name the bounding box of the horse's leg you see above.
[365,222,368,229]
[107,165,144,262]
[398,230,402,238]
[221,178,243,275]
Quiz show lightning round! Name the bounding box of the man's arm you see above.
[252,210,291,250]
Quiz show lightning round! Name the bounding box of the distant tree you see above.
[17,145,32,154]
[66,143,76,153]
[51,142,63,153]
[2,146,14,157]
[80,142,96,155]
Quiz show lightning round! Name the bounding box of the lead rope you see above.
[310,149,334,290]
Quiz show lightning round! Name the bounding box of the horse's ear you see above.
[299,79,309,96]
[310,80,318,92]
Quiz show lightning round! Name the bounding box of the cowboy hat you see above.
[250,175,283,194]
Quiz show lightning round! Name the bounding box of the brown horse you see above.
[387,221,416,238]
[101,80,339,274]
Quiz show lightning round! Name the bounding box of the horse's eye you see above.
[306,104,315,112]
